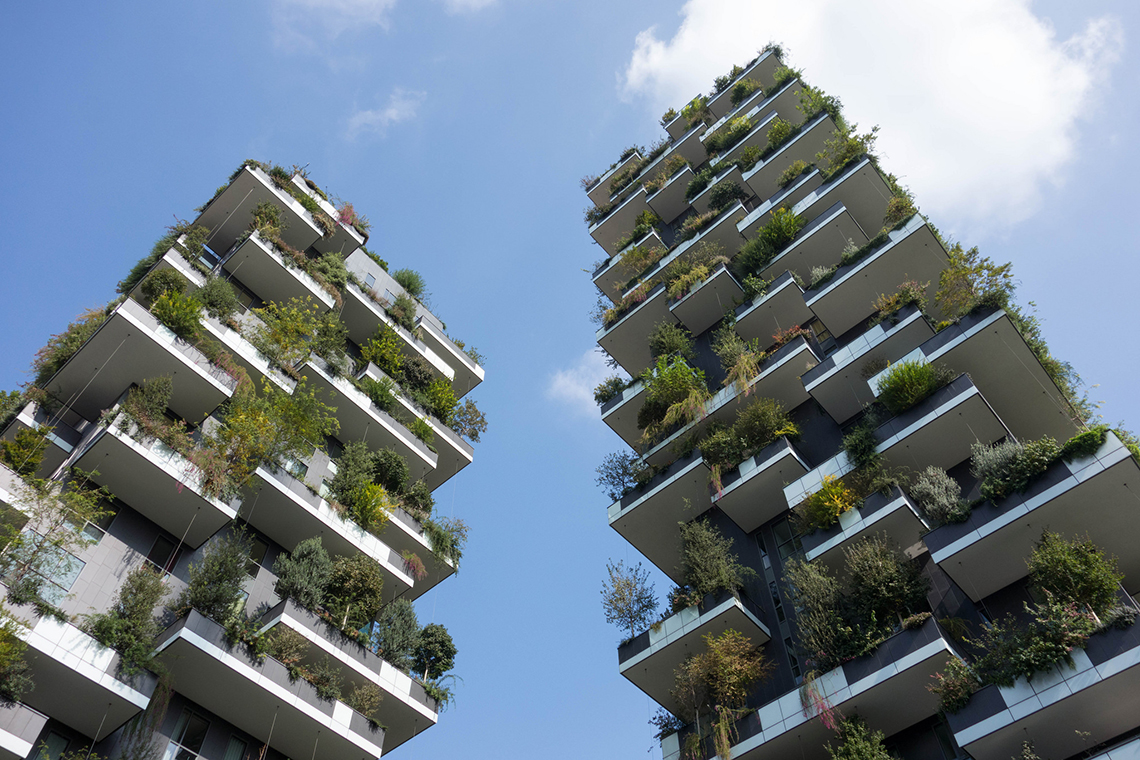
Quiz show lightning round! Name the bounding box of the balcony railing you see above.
[800,485,929,571]
[731,271,814,350]
[219,231,336,312]
[713,437,811,533]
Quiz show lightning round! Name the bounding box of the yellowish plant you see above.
[794,475,858,532]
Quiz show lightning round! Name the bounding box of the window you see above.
[222,737,248,760]
[146,535,183,575]
[770,581,786,623]
[32,732,69,760]
[784,636,802,681]
[164,710,210,760]
[771,516,802,561]
[245,537,268,578]
[364,273,376,289]
[3,529,86,605]
[82,501,119,542]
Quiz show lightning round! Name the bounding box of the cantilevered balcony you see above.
[154,611,385,760]
[41,298,236,425]
[732,272,815,350]
[668,262,744,337]
[200,312,296,393]
[664,617,956,760]
[17,611,158,741]
[804,216,946,338]
[242,465,415,603]
[600,378,648,449]
[702,110,780,169]
[948,625,1140,760]
[619,590,770,715]
[801,486,929,573]
[588,151,645,208]
[220,232,336,312]
[340,283,454,384]
[196,164,325,256]
[713,437,811,533]
[754,203,868,285]
[375,507,455,597]
[907,306,1079,443]
[926,431,1140,602]
[640,203,749,288]
[258,599,437,752]
[0,704,47,760]
[706,50,783,119]
[689,165,745,215]
[303,357,438,483]
[289,174,366,255]
[68,412,238,548]
[589,188,651,255]
[642,337,819,468]
[0,401,85,478]
[741,113,837,202]
[592,232,667,304]
[784,375,1011,508]
[416,317,486,398]
[735,168,823,238]
[125,242,207,303]
[802,305,934,425]
[608,449,711,584]
[703,78,804,152]
[597,283,672,378]
[647,167,697,224]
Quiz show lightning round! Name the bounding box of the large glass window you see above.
[164,710,210,760]
[222,737,248,760]
[245,537,268,579]
[3,528,86,604]
[146,535,183,575]
[32,731,69,760]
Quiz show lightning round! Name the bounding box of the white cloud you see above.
[442,0,496,13]
[347,88,427,138]
[271,0,398,44]
[621,0,1122,233]
[546,349,615,418]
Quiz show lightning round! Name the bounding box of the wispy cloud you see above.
[620,0,1122,234]
[546,349,615,419]
[271,0,398,45]
[347,88,427,138]
[441,0,496,13]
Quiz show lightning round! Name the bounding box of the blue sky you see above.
[1,1,1138,758]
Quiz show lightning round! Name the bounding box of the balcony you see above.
[0,463,29,528]
[703,110,780,170]
[755,202,868,285]
[742,113,837,202]
[804,216,946,338]
[784,375,1010,508]
[125,243,207,303]
[703,78,804,154]
[1078,736,1140,760]
[689,165,744,215]
[196,164,325,257]
[40,298,236,425]
[706,50,783,119]
[666,617,956,760]
[258,598,437,752]
[642,337,819,468]
[910,306,1079,443]
[647,167,697,224]
[302,357,438,483]
[374,507,455,597]
[926,431,1140,602]
[242,465,415,603]
[587,151,645,208]
[597,283,672,378]
[618,590,770,715]
[641,203,749,288]
[801,486,929,573]
[608,449,711,585]
[0,401,85,478]
[802,304,934,425]
[16,611,158,741]
[200,312,297,393]
[669,262,744,337]
[589,187,651,255]
[736,168,824,239]
[154,610,385,760]
[948,625,1140,760]
[416,317,486,398]
[0,703,47,760]
[339,283,454,384]
[592,232,667,304]
[712,437,811,533]
[732,272,814,350]
[219,232,336,312]
[600,378,648,449]
[289,174,367,255]
[68,413,237,548]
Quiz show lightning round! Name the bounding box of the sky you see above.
[1,1,1138,758]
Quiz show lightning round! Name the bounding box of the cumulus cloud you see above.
[546,349,615,418]
[442,0,496,13]
[621,0,1122,232]
[347,88,427,138]
[271,0,398,44]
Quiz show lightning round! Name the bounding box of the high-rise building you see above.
[0,161,485,760]
[586,47,1140,760]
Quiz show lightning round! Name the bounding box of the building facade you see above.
[586,48,1140,760]
[0,162,485,760]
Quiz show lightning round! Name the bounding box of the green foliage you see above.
[601,559,658,639]
[732,207,806,280]
[345,682,383,721]
[826,716,892,760]
[637,355,707,439]
[595,451,652,502]
[1027,531,1124,617]
[402,355,435,393]
[795,475,859,533]
[273,536,333,611]
[614,210,662,251]
[927,656,979,714]
[701,398,799,482]
[197,276,241,321]
[374,447,411,494]
[707,180,748,213]
[407,416,435,447]
[402,480,434,521]
[325,554,385,631]
[797,83,844,125]
[31,307,107,385]
[660,107,678,128]
[671,628,773,731]
[593,376,628,406]
[875,360,955,415]
[1060,425,1109,461]
[842,415,880,470]
[704,116,753,156]
[678,519,754,599]
[118,222,211,295]
[140,269,189,303]
[777,160,811,188]
[393,269,428,301]
[685,165,719,202]
[361,325,404,378]
[0,427,48,479]
[681,95,711,128]
[0,609,32,706]
[249,296,325,370]
[816,123,878,177]
[421,377,458,425]
[387,292,418,331]
[970,436,1061,503]
[307,655,343,701]
[882,194,917,230]
[423,517,468,568]
[730,78,763,106]
[413,623,456,681]
[934,243,1015,321]
[910,466,969,524]
[970,596,1099,687]
[359,376,397,413]
[766,117,793,150]
[647,321,694,361]
[868,279,927,326]
[85,564,165,676]
[171,529,253,623]
[361,246,388,271]
[264,625,310,679]
[373,599,420,671]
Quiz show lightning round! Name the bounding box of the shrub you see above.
[373,448,410,494]
[0,613,32,706]
[264,626,310,679]
[140,269,189,303]
[31,308,108,385]
[795,475,859,533]
[842,416,879,470]
[307,655,342,701]
[84,564,166,675]
[685,165,718,201]
[451,398,487,443]
[361,324,403,379]
[734,397,798,451]
[637,355,710,442]
[595,451,652,502]
[249,296,323,369]
[766,117,793,150]
[325,554,385,632]
[613,210,661,250]
[971,437,1061,502]
[707,180,747,213]
[402,355,436,393]
[771,64,800,88]
[934,243,1015,321]
[197,276,241,321]
[730,78,762,106]
[882,194,917,229]
[151,292,201,338]
[407,417,435,446]
[402,480,433,521]
[647,321,694,361]
[875,360,955,415]
[0,427,47,479]
[910,466,968,524]
[679,519,753,598]
[359,376,396,413]
[273,536,333,611]
[421,378,457,424]
[777,160,811,188]
[393,269,428,301]
[345,682,383,720]
[1060,425,1109,461]
[660,108,678,128]
[422,517,468,568]
[1027,531,1124,617]
[970,597,1098,687]
[826,716,892,760]
[798,83,843,124]
[593,376,627,406]
[808,264,837,290]
[171,529,253,623]
[704,116,752,156]
[816,123,879,177]
[387,292,418,331]
[373,599,419,671]
[927,657,979,714]
[869,280,928,326]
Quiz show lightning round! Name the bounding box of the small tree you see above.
[326,554,384,632]
[84,564,166,675]
[414,623,456,680]
[273,536,333,611]
[826,716,892,760]
[170,529,253,623]
[372,598,419,671]
[451,398,488,443]
[1027,531,1124,618]
[679,520,753,600]
[600,560,658,639]
[934,244,1015,320]
[0,607,32,706]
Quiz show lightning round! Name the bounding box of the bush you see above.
[593,376,627,406]
[875,360,955,415]
[198,276,241,321]
[402,480,433,521]
[387,293,418,331]
[1027,531,1123,617]
[171,529,253,623]
[361,325,403,378]
[730,78,762,106]
[264,626,310,679]
[910,466,968,524]
[393,269,428,301]
[704,116,753,156]
[151,292,202,338]
[307,655,343,701]
[679,520,753,598]
[601,560,658,639]
[795,475,859,533]
[345,682,383,720]
[777,160,811,188]
[971,436,1061,502]
[359,376,396,414]
[326,555,385,632]
[708,180,747,213]
[771,64,800,88]
[766,117,793,150]
[373,448,410,494]
[402,355,435,393]
[595,451,652,501]
[423,517,468,568]
[970,597,1098,687]
[140,269,189,303]
[882,194,917,229]
[647,321,694,361]
[842,416,880,470]
[407,417,434,447]
[637,355,709,441]
[735,397,798,451]
[373,599,420,672]
[927,657,979,714]
[84,564,165,675]
[0,427,48,479]
[0,614,32,706]
[1060,425,1109,461]
[421,378,457,424]
[869,280,927,326]
[826,716,892,760]
[32,307,108,385]
[273,537,332,611]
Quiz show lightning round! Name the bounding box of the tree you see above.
[934,243,1014,320]
[595,451,650,502]
[451,398,487,443]
[0,607,32,706]
[170,529,252,623]
[84,564,166,675]
[326,554,384,632]
[414,623,456,681]
[273,536,333,611]
[679,520,753,599]
[373,598,420,671]
[600,560,658,639]
[1027,531,1123,618]
[826,716,892,760]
